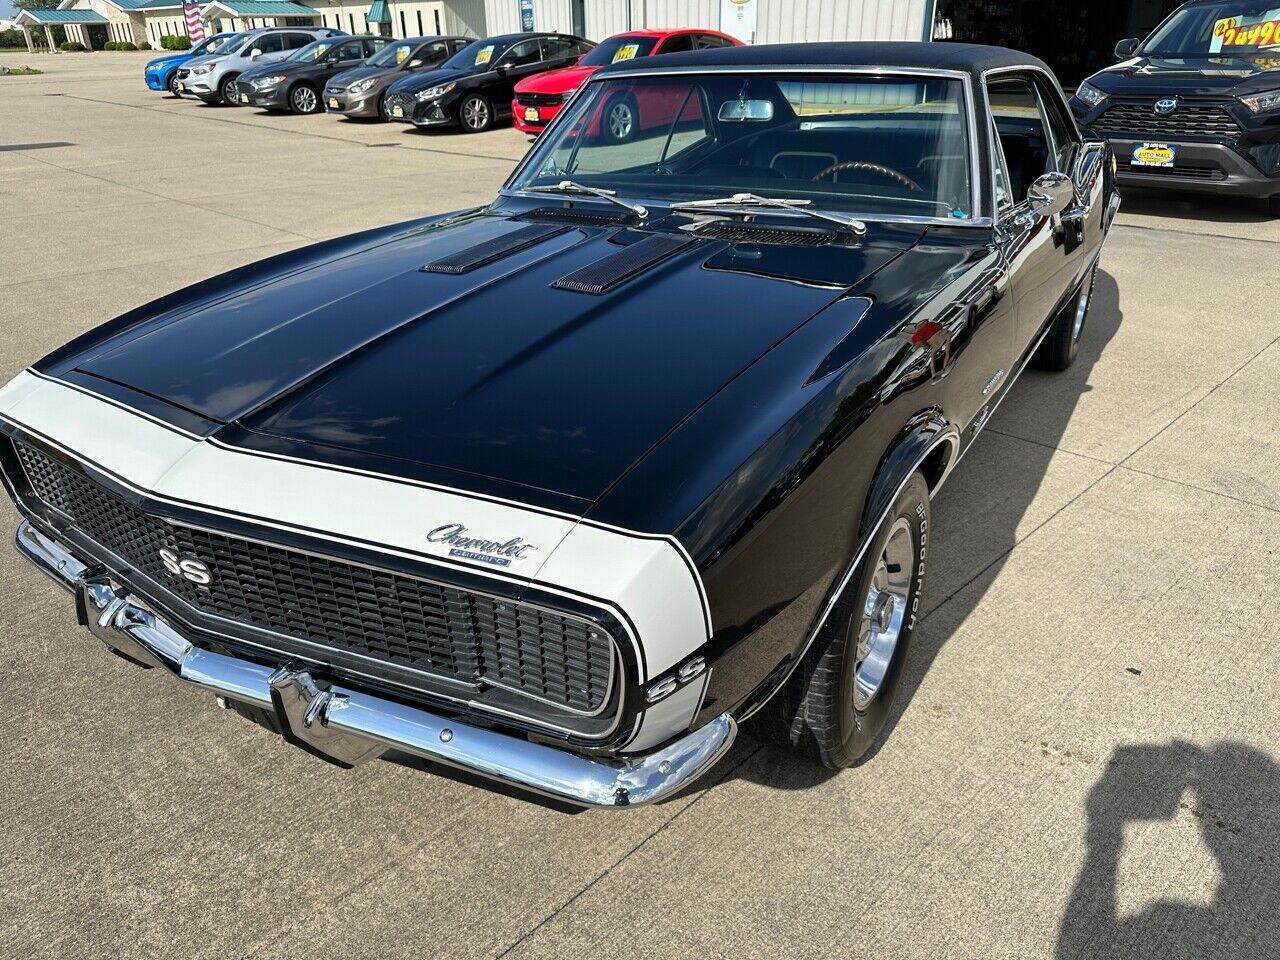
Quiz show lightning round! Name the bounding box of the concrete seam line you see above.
[492,744,768,960]
[982,426,1117,465]
[921,464,1120,624]
[1119,332,1280,468]
[1115,221,1280,248]
[1115,463,1280,518]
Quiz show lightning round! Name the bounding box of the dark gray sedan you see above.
[325,36,473,120]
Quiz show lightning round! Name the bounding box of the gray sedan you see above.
[324,36,473,119]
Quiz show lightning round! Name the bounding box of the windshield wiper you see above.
[522,181,648,221]
[670,193,867,236]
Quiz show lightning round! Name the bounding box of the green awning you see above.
[202,0,318,17]
[15,8,109,23]
[365,0,390,24]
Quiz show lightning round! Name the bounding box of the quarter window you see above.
[657,34,695,54]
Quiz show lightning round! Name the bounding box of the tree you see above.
[12,0,61,9]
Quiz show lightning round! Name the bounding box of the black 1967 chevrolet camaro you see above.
[0,43,1118,808]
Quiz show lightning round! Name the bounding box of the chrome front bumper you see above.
[16,521,736,807]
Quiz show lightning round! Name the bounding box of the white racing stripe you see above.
[0,371,711,680]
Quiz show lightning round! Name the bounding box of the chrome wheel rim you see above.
[463,97,488,129]
[607,102,633,140]
[1072,277,1091,341]
[853,517,914,711]
[294,87,317,113]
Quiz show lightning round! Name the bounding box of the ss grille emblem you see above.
[159,548,214,585]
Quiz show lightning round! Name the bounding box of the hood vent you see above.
[692,221,837,246]
[420,222,570,275]
[517,206,632,225]
[552,233,693,295]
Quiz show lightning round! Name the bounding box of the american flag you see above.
[183,1,205,43]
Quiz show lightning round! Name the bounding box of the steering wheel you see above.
[812,161,923,192]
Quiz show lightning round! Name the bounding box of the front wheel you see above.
[771,472,930,768]
[457,93,492,133]
[165,70,180,97]
[602,93,637,144]
[218,75,238,106]
[290,83,320,115]
[1034,262,1097,372]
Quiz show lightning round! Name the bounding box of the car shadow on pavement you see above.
[737,268,1123,790]
[1055,739,1280,960]
[1118,188,1275,225]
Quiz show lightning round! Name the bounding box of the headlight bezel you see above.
[1074,80,1109,109]
[1240,88,1280,114]
[190,62,217,76]
[252,74,286,89]
[349,76,380,94]
[415,81,456,102]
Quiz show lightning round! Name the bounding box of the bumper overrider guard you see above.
[16,520,736,807]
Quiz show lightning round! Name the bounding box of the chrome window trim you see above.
[7,438,626,736]
[503,64,989,226]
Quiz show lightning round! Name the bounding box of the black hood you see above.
[1089,54,1280,95]
[44,211,921,504]
[389,66,474,95]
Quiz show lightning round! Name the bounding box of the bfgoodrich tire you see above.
[1034,261,1097,372]
[772,472,930,768]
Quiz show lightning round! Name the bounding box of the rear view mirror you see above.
[718,99,773,122]
[1114,37,1138,59]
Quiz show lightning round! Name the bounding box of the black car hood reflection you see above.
[55,213,921,502]
[389,67,472,95]
[1093,54,1280,94]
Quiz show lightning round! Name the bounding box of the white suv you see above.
[176,27,345,105]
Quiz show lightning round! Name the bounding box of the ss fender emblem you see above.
[158,548,214,585]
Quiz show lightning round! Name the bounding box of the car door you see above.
[249,32,288,65]
[488,38,545,109]
[987,71,1091,355]
[410,39,451,71]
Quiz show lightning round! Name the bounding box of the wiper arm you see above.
[670,193,867,236]
[522,181,648,221]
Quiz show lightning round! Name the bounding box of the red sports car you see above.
[512,28,742,135]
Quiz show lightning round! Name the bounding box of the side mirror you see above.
[249,48,262,60]
[1114,37,1139,59]
[1024,172,1075,221]
[494,63,508,75]
[407,58,423,68]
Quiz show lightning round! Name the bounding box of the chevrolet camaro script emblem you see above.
[1154,97,1178,115]
[426,524,538,567]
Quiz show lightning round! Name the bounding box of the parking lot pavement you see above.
[2,52,1279,960]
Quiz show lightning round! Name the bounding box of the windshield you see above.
[442,39,500,70]
[579,35,661,67]
[289,39,337,63]
[509,73,974,221]
[1143,2,1280,56]
[220,33,257,56]
[194,33,238,56]
[368,40,416,68]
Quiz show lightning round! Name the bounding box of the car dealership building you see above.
[22,0,1186,85]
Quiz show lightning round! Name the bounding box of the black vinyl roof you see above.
[601,41,1056,81]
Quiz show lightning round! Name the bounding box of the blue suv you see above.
[145,33,241,96]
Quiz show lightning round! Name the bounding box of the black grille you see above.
[516,93,562,107]
[1095,102,1241,138]
[385,92,414,111]
[1130,164,1222,180]
[15,442,614,714]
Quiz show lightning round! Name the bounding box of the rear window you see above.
[579,35,660,66]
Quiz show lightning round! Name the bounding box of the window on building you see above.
[348,12,355,33]
[433,9,440,34]
[416,10,423,34]
[399,10,405,36]
[570,0,585,37]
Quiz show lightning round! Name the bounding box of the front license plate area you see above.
[239,92,248,104]
[1132,142,1177,167]
[328,97,339,109]
[392,104,404,117]
[524,107,539,122]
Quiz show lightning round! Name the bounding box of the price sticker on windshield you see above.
[612,43,640,63]
[396,46,409,63]
[1212,10,1280,50]
[474,45,494,65]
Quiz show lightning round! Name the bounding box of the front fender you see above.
[860,412,959,542]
